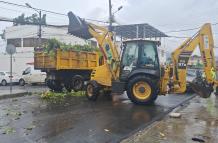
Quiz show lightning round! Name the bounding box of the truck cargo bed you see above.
[34,49,99,70]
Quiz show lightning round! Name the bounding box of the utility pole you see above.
[6,44,16,94]
[38,11,42,48]
[109,0,112,32]
[25,3,42,48]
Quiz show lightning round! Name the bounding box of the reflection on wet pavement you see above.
[122,95,218,143]
[0,93,194,143]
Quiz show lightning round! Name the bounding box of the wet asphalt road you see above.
[0,87,195,143]
[0,84,48,93]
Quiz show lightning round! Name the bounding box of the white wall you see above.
[5,25,87,45]
[0,47,34,75]
[0,25,90,75]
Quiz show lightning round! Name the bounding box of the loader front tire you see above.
[127,76,158,105]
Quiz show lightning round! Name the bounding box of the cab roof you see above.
[122,39,161,45]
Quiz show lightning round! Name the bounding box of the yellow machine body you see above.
[160,23,218,95]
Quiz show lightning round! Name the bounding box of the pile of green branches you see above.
[43,38,99,56]
[41,90,85,104]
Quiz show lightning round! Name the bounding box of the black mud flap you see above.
[68,12,92,39]
[190,78,213,98]
[111,81,125,95]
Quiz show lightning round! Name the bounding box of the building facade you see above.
[0,25,92,74]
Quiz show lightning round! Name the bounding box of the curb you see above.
[0,92,29,100]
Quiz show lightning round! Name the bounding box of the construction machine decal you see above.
[178,51,192,69]
[203,35,209,49]
[178,56,189,69]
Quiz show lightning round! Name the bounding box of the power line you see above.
[167,35,190,39]
[165,22,218,33]
[0,6,23,13]
[0,0,108,23]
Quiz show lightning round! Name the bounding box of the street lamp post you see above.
[108,0,123,32]
[108,0,112,32]
[25,3,42,48]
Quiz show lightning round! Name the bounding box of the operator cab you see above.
[120,40,161,81]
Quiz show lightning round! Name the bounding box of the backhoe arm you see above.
[161,23,217,97]
[68,12,120,81]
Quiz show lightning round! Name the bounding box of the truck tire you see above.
[72,75,84,92]
[47,79,63,92]
[127,76,158,105]
[64,82,72,93]
[86,80,100,101]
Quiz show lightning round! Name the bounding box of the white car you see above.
[19,66,47,86]
[0,71,21,86]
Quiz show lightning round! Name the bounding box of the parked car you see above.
[19,65,47,86]
[0,71,21,86]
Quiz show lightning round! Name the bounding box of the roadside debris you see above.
[192,134,211,143]
[41,90,85,103]
[192,137,205,142]
[169,112,181,118]
[25,124,36,131]
[2,127,16,134]
[104,129,110,132]
[159,132,165,137]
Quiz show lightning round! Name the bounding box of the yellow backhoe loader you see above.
[160,23,218,98]
[68,12,218,105]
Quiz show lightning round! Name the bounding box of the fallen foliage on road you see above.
[41,90,85,103]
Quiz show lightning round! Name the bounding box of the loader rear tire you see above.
[86,80,100,101]
[127,76,158,105]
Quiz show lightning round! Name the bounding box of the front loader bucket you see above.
[190,78,213,98]
[68,11,92,39]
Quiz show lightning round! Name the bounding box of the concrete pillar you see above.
[21,38,24,48]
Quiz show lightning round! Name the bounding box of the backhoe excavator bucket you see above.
[68,11,92,39]
[190,78,213,98]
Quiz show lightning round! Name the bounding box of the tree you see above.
[13,13,46,26]
[13,13,25,25]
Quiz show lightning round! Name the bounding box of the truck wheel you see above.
[1,80,7,86]
[64,83,72,93]
[19,79,25,86]
[86,80,100,101]
[47,80,63,92]
[72,75,84,92]
[127,76,158,105]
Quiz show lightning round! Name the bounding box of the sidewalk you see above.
[122,94,218,143]
[0,89,28,100]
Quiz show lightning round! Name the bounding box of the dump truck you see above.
[34,48,99,92]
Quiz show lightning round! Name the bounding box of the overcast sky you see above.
[0,0,218,53]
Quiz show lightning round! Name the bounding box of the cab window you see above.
[23,67,31,75]
[122,42,138,67]
[139,42,159,69]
